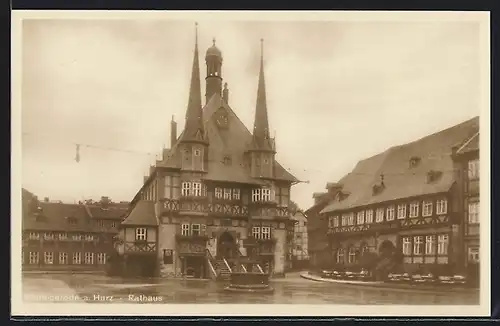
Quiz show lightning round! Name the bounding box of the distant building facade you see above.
[307,117,479,276]
[290,211,309,269]
[22,191,128,271]
[115,31,298,278]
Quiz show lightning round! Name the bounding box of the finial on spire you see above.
[213,37,216,46]
[260,38,264,59]
[195,22,198,46]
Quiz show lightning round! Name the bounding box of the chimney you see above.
[223,83,229,104]
[149,165,155,176]
[312,192,326,205]
[170,115,177,148]
[325,182,343,196]
[44,197,49,203]
[101,196,109,203]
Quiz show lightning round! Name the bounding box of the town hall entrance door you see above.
[217,232,235,259]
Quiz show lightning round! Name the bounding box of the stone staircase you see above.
[215,258,232,281]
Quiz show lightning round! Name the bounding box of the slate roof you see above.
[22,202,97,232]
[320,116,479,214]
[121,200,159,227]
[84,203,129,221]
[157,93,298,184]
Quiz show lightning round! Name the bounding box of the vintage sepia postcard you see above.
[11,10,491,317]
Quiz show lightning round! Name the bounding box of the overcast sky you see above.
[20,16,482,209]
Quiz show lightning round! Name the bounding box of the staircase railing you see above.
[223,258,232,273]
[205,249,218,279]
[256,264,265,274]
[232,242,249,273]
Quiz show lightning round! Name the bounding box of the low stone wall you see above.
[230,272,270,286]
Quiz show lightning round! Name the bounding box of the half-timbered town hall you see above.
[115,26,298,278]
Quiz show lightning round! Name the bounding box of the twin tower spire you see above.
[180,23,272,152]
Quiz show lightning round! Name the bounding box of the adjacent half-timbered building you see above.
[22,191,128,271]
[313,117,479,275]
[118,27,298,278]
[452,130,480,280]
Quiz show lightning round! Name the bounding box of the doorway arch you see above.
[378,240,396,257]
[217,231,235,259]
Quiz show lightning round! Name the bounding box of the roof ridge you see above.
[456,131,479,153]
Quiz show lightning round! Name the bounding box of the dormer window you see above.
[409,156,421,168]
[426,170,443,183]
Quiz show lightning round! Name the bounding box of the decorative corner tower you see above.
[205,38,223,105]
[178,23,209,172]
[247,39,276,179]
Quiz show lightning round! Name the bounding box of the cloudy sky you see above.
[19,13,483,209]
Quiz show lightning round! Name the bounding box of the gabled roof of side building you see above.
[320,116,479,215]
[121,200,159,227]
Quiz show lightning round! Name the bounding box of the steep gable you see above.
[158,93,298,184]
[121,200,159,227]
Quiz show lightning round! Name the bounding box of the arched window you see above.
[348,246,357,264]
[336,248,344,264]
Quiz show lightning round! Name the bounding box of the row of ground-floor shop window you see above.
[23,251,107,265]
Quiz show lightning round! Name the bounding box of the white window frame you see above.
[223,188,232,200]
[341,214,347,226]
[386,206,395,221]
[181,182,191,196]
[73,252,81,264]
[111,222,116,228]
[422,200,433,217]
[336,248,344,264]
[58,232,68,241]
[413,236,423,255]
[437,234,449,255]
[252,226,260,239]
[29,252,39,264]
[468,202,480,224]
[436,199,448,215]
[192,182,202,197]
[135,228,147,241]
[215,187,223,199]
[397,204,406,219]
[365,210,374,224]
[191,224,201,236]
[44,232,54,240]
[252,189,261,202]
[261,226,271,240]
[29,232,39,240]
[181,223,190,236]
[59,252,68,264]
[44,252,53,264]
[193,148,201,157]
[468,159,479,180]
[348,247,357,264]
[84,252,94,265]
[425,235,436,255]
[85,234,94,241]
[72,234,82,241]
[402,237,411,255]
[376,208,384,222]
[232,188,240,200]
[97,253,107,265]
[261,188,271,202]
[333,216,339,227]
[468,246,479,263]
[356,211,365,225]
[409,202,419,218]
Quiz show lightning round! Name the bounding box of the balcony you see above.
[177,242,206,255]
[207,203,249,217]
[124,240,156,254]
[249,205,290,219]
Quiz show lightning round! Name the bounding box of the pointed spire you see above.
[180,22,207,144]
[251,38,273,151]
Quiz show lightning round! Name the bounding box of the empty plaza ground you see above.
[22,272,479,305]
